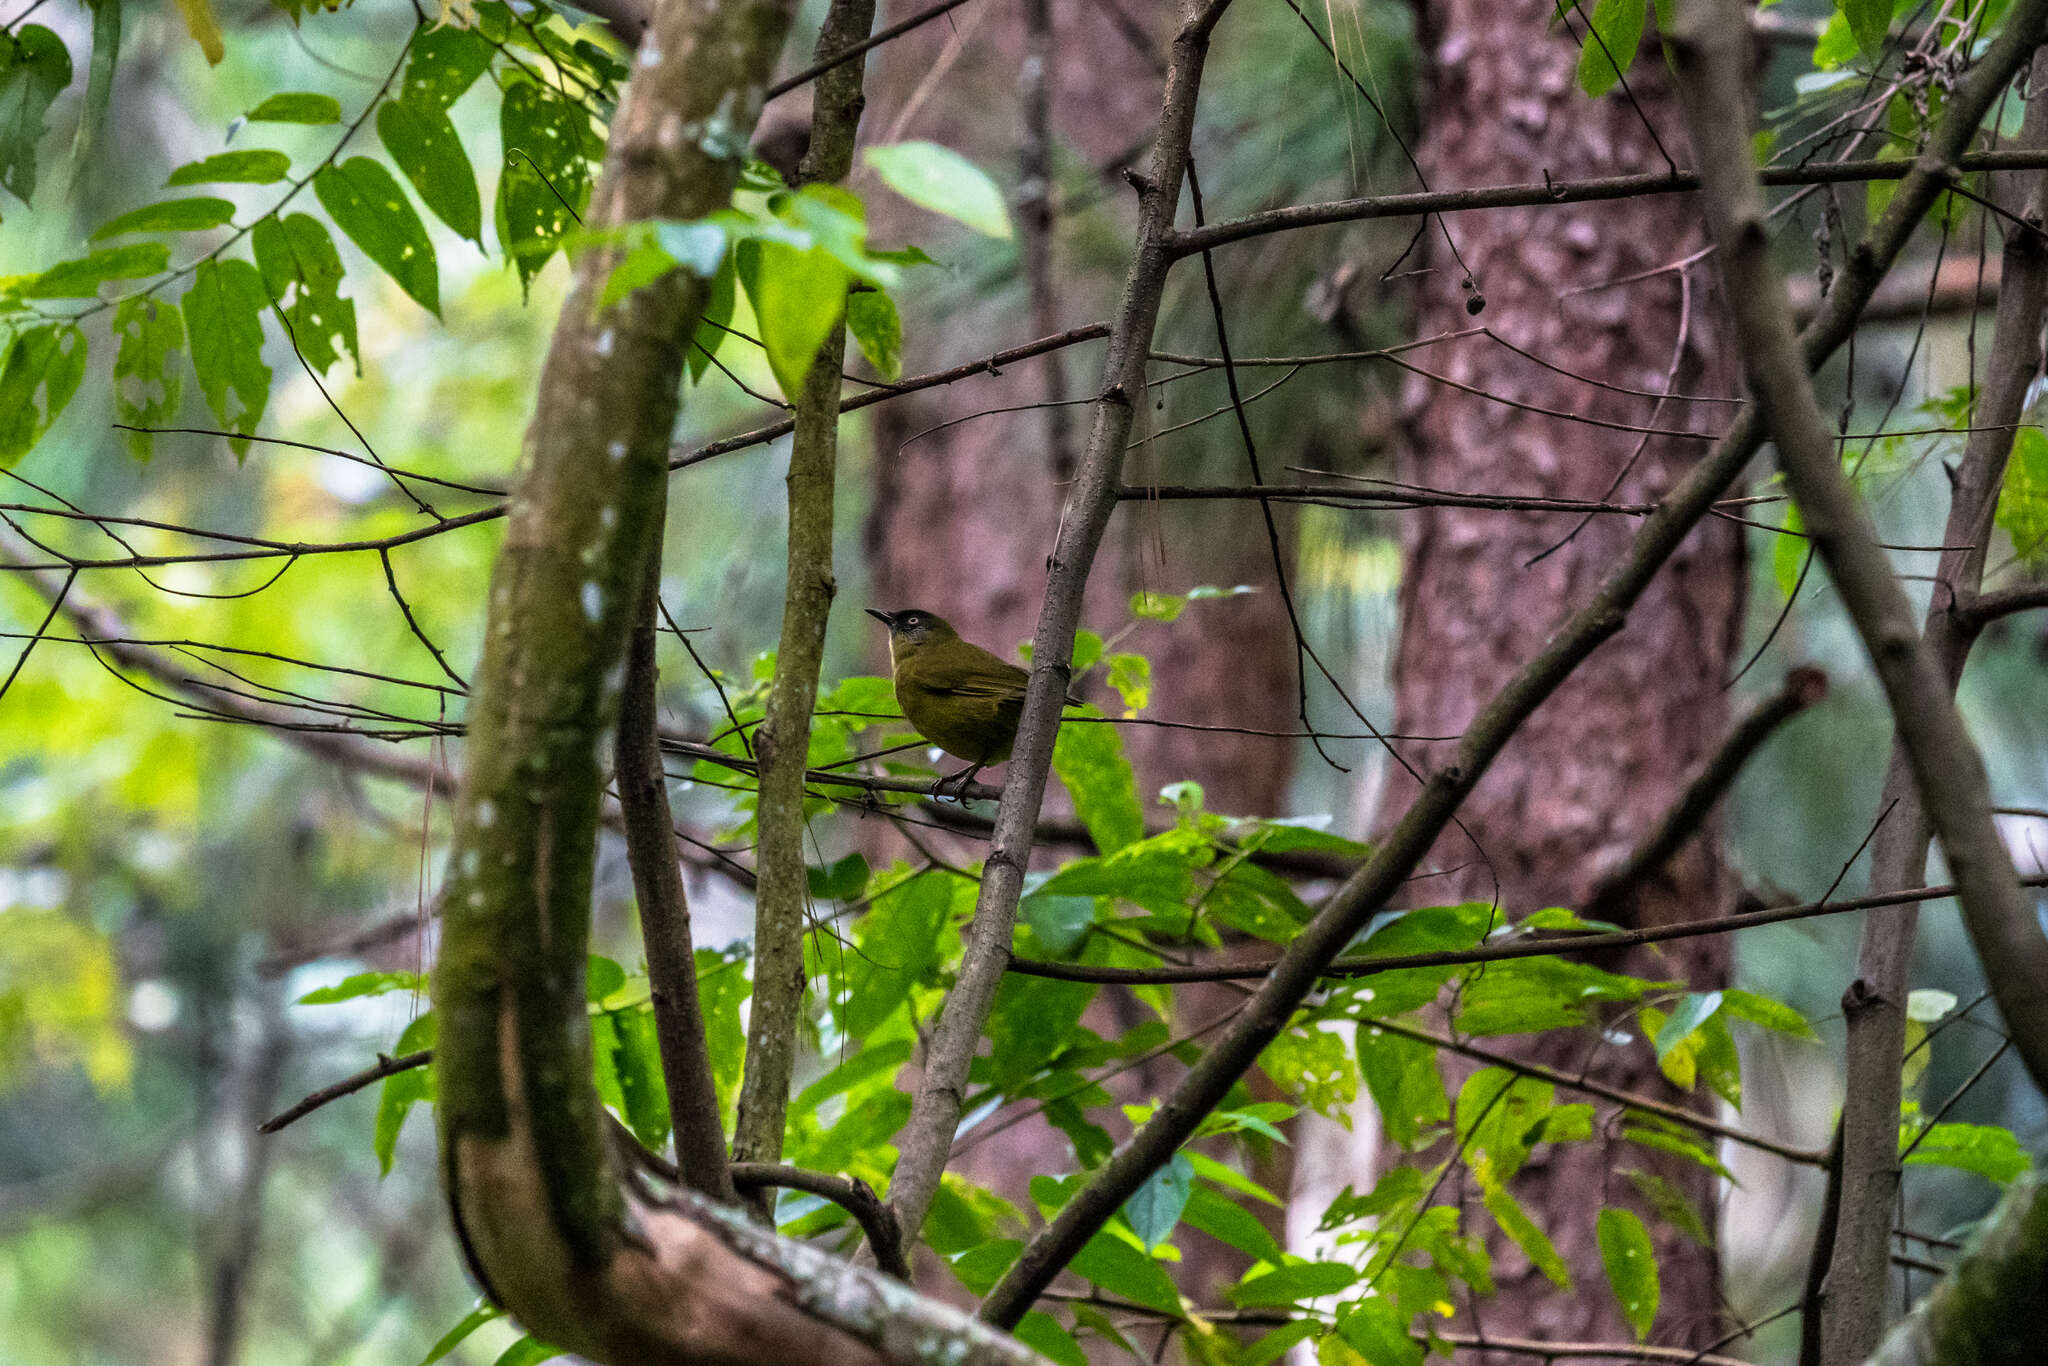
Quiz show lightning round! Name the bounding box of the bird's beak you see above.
[865,608,894,628]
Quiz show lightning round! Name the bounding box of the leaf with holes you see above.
[497,80,589,293]
[403,22,493,109]
[0,323,85,466]
[252,212,359,376]
[112,297,183,459]
[315,158,439,315]
[378,99,481,242]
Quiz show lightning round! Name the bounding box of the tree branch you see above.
[1168,149,2048,257]
[883,0,1236,1252]
[1587,666,1829,917]
[733,0,877,1215]
[618,522,735,1203]
[1814,53,2048,1366]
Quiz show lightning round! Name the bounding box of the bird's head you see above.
[865,607,958,649]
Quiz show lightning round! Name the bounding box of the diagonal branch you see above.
[1668,0,2048,1093]
[1812,51,2048,1366]
[881,0,1239,1252]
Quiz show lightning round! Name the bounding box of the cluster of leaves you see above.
[1,1,1014,470]
[1,4,619,465]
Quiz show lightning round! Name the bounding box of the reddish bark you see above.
[1373,1,1748,1350]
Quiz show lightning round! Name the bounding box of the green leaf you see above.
[736,236,849,401]
[378,100,482,242]
[1335,1298,1423,1366]
[374,1012,436,1176]
[0,323,84,466]
[1575,0,1646,99]
[497,81,590,292]
[1231,1259,1358,1308]
[1070,1231,1180,1316]
[419,1301,502,1365]
[1106,652,1150,713]
[112,296,183,458]
[842,872,952,1036]
[1621,1168,1713,1247]
[1052,705,1143,853]
[863,141,1012,238]
[91,196,235,240]
[166,149,289,186]
[1130,590,1186,622]
[1904,1122,2029,1184]
[1907,988,1959,1023]
[1842,0,1892,56]
[608,1007,670,1150]
[654,219,728,277]
[17,243,167,298]
[1622,1120,1734,1181]
[845,289,902,379]
[1721,987,1816,1041]
[297,969,425,1005]
[1122,1152,1193,1248]
[251,213,359,376]
[600,238,680,309]
[0,25,73,205]
[181,258,272,455]
[686,250,737,382]
[1478,1162,1570,1288]
[490,1336,560,1366]
[1654,991,1724,1062]
[314,158,440,315]
[1240,1321,1321,1366]
[1014,1313,1087,1366]
[1181,1183,1284,1265]
[403,22,493,109]
[246,91,341,124]
[1773,503,1808,599]
[1997,426,2048,567]
[1358,1026,1447,1149]
[1020,889,1094,957]
[806,851,869,901]
[1597,1207,1658,1338]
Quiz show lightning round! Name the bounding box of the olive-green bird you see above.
[866,607,1076,793]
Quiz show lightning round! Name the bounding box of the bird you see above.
[866,607,1076,796]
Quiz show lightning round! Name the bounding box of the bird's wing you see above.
[916,648,1029,700]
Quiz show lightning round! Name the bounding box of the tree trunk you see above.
[1375,1,1746,1349]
